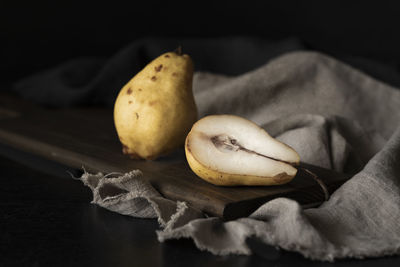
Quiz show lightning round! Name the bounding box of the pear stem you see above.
[301,167,330,202]
[175,45,182,55]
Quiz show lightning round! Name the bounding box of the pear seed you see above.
[211,134,240,152]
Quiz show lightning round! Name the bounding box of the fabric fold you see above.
[80,170,204,228]
[157,126,400,261]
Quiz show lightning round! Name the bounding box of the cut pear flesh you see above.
[185,115,300,186]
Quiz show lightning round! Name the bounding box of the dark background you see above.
[2,1,400,265]
[2,0,400,84]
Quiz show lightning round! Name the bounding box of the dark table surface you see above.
[1,144,400,267]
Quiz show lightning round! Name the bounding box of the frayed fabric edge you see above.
[73,168,400,262]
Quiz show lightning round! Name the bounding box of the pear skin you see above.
[114,51,198,160]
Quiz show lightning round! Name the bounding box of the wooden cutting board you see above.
[0,92,351,220]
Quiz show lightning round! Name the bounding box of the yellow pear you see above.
[185,115,300,186]
[114,50,197,160]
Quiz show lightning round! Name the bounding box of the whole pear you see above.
[114,50,197,160]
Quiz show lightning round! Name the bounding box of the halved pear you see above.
[185,115,300,186]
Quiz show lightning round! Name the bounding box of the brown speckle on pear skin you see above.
[127,88,132,94]
[122,144,142,159]
[272,172,291,183]
[128,101,132,104]
[138,88,142,91]
[186,140,191,153]
[164,54,170,58]
[155,64,163,72]
[122,145,129,154]
[149,100,158,106]
[172,72,178,77]
[151,76,157,81]
[135,112,139,119]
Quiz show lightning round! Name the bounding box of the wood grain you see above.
[0,93,352,219]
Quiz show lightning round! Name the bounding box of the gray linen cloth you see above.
[80,51,400,261]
